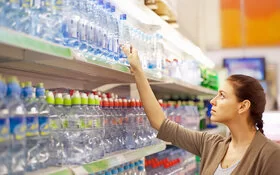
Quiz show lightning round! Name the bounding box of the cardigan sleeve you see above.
[157,119,224,157]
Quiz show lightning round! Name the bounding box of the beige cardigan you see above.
[157,119,280,175]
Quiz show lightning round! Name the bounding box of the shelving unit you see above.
[0,12,217,174]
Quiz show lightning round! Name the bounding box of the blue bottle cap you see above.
[138,166,144,171]
[98,0,103,5]
[134,161,139,166]
[124,165,129,171]
[120,14,127,20]
[111,169,118,174]
[129,163,134,169]
[105,171,111,175]
[117,167,124,173]
[0,79,6,96]
[105,2,110,9]
[111,5,115,12]
[139,160,144,164]
[7,77,20,96]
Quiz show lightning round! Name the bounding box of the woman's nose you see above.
[210,96,216,106]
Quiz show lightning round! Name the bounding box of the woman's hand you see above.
[122,45,143,75]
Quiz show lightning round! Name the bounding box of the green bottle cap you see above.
[36,82,44,88]
[94,95,100,105]
[72,91,81,105]
[46,91,55,105]
[55,93,64,105]
[25,81,32,87]
[7,76,19,83]
[64,94,71,106]
[81,93,88,105]
[88,93,95,105]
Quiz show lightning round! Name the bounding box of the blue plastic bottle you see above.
[6,77,26,175]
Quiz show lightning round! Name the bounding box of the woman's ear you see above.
[238,100,251,114]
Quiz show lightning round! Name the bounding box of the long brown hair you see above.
[227,74,266,134]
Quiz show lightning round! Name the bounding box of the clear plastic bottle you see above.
[36,83,50,169]
[0,76,9,175]
[2,0,21,30]
[61,94,71,165]
[18,0,31,34]
[68,91,86,164]
[48,92,64,166]
[81,93,93,162]
[62,0,80,49]
[86,0,97,55]
[118,14,130,65]
[93,0,104,57]
[78,0,89,53]
[24,82,40,171]
[6,77,26,175]
[110,5,120,62]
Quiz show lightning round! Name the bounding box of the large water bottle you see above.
[68,91,86,164]
[99,2,111,61]
[81,93,93,163]
[2,0,21,30]
[62,0,80,49]
[36,83,50,169]
[124,99,137,150]
[110,5,120,62]
[17,0,31,34]
[93,0,104,57]
[105,4,115,63]
[23,82,40,172]
[119,14,130,65]
[48,92,64,166]
[77,0,89,53]
[61,94,71,165]
[94,95,105,159]
[48,0,64,44]
[86,0,97,54]
[0,76,9,175]
[6,77,26,175]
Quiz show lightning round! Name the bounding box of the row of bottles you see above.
[0,75,160,174]
[159,100,200,131]
[145,146,196,175]
[94,160,146,175]
[0,0,164,74]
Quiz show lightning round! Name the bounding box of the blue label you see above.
[10,117,26,140]
[26,116,39,137]
[0,118,9,143]
[39,116,49,136]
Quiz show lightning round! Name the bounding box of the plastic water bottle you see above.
[2,0,21,30]
[86,0,97,54]
[36,83,50,169]
[110,5,120,62]
[6,77,26,175]
[81,93,93,162]
[48,0,64,44]
[119,14,130,65]
[48,92,64,166]
[99,2,111,61]
[17,0,31,34]
[102,98,113,154]
[0,76,9,175]
[77,0,89,53]
[61,94,71,165]
[93,0,104,57]
[62,0,80,49]
[105,4,115,63]
[68,91,86,164]
[23,82,40,172]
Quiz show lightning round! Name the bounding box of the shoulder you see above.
[262,139,280,158]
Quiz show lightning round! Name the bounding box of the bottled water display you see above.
[0,75,167,173]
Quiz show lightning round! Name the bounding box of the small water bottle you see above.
[137,166,146,175]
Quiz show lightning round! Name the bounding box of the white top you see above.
[213,160,240,175]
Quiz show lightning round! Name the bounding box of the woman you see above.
[122,46,280,175]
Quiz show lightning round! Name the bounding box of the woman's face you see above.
[210,80,241,124]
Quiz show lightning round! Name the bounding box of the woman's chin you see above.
[210,115,219,122]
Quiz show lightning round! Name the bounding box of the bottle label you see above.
[21,0,31,8]
[78,119,85,129]
[79,21,87,41]
[26,116,39,137]
[62,119,68,129]
[38,116,49,136]
[87,23,95,44]
[0,118,9,143]
[68,18,78,39]
[85,119,93,129]
[10,116,26,141]
[102,33,108,50]
[50,118,60,130]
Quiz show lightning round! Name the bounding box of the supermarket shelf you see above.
[151,80,217,96]
[26,167,73,175]
[0,28,216,95]
[71,143,166,174]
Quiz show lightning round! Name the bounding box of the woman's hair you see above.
[227,74,266,134]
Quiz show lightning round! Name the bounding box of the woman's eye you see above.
[219,93,225,98]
